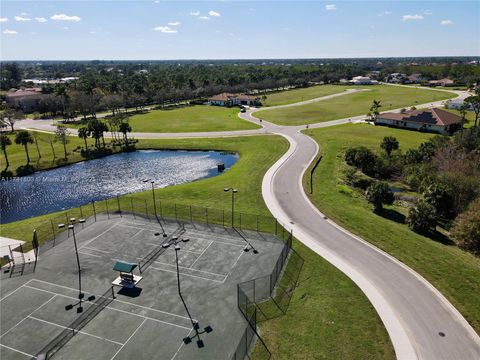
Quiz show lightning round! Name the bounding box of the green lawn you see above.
[263,85,348,106]
[256,85,456,125]
[304,123,480,334]
[63,105,259,133]
[0,133,394,359]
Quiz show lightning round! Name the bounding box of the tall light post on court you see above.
[162,236,212,348]
[59,218,94,313]
[142,179,167,237]
[224,187,238,228]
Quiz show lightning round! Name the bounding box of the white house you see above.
[350,76,378,85]
[445,99,474,111]
[375,108,463,134]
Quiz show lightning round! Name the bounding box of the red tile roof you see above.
[377,108,462,126]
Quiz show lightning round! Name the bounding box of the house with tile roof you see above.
[6,87,47,113]
[374,108,463,134]
[208,93,260,107]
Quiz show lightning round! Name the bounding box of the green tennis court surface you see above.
[0,216,285,359]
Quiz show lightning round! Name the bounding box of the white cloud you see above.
[190,11,200,16]
[0,18,8,23]
[153,26,177,33]
[208,10,220,17]
[35,17,48,23]
[402,14,424,21]
[422,9,433,16]
[3,29,18,34]
[168,21,180,26]
[325,4,337,11]
[440,19,454,26]
[199,16,209,20]
[14,16,31,21]
[51,14,81,22]
[378,11,392,16]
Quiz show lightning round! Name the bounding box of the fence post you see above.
[145,199,150,221]
[239,213,242,230]
[92,201,97,221]
[256,215,259,232]
[131,198,135,219]
[50,220,56,241]
[106,200,110,219]
[205,208,208,225]
[275,218,278,235]
[117,195,122,217]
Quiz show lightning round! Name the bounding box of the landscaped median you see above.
[303,123,480,334]
[0,133,395,359]
[255,85,456,125]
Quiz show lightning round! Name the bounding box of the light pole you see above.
[143,179,167,237]
[162,237,212,348]
[224,187,238,228]
[59,218,94,313]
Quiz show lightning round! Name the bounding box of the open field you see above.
[262,85,348,106]
[304,123,480,334]
[62,105,259,133]
[1,134,394,359]
[256,85,456,125]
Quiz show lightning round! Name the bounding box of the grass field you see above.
[256,85,456,125]
[262,85,348,106]
[63,105,259,133]
[0,133,394,360]
[304,123,480,334]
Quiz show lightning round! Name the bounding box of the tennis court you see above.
[0,215,285,360]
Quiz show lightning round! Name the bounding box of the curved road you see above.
[15,87,480,359]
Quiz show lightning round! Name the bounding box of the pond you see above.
[0,150,238,224]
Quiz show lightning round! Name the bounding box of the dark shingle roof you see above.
[377,108,462,126]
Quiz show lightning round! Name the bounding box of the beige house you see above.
[208,93,260,106]
[375,108,463,134]
[6,88,47,113]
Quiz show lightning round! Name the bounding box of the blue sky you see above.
[1,1,479,60]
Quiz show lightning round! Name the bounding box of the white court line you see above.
[0,295,57,339]
[78,251,103,258]
[150,266,224,284]
[79,223,120,249]
[28,279,194,322]
[194,237,245,248]
[224,250,245,282]
[171,327,194,360]
[110,318,147,360]
[0,343,34,358]
[0,279,33,302]
[28,316,124,346]
[23,285,191,330]
[188,241,213,270]
[82,247,112,254]
[148,260,226,279]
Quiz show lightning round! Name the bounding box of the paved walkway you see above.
[12,86,480,359]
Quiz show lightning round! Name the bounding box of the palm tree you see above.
[0,134,12,168]
[15,130,34,163]
[32,132,42,159]
[380,136,399,156]
[55,125,70,159]
[78,127,89,150]
[369,100,382,122]
[119,122,132,144]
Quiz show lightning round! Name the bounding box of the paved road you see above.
[13,86,480,358]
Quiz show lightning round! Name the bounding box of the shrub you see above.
[344,146,376,176]
[407,200,437,234]
[353,176,374,190]
[421,181,455,220]
[365,181,394,212]
[451,198,480,255]
[380,136,399,157]
[16,164,35,176]
[0,170,14,179]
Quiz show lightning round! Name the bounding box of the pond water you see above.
[0,150,238,224]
